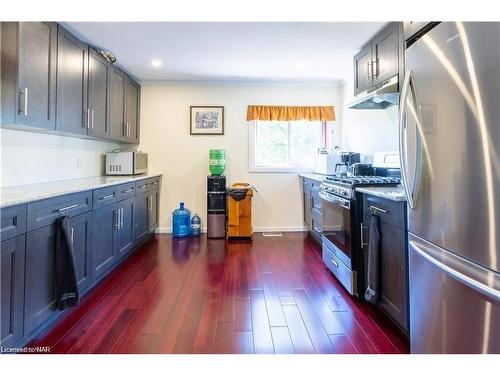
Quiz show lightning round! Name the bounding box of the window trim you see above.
[248,120,326,173]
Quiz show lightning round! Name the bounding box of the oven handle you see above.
[319,190,350,209]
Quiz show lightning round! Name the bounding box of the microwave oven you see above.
[105,151,148,175]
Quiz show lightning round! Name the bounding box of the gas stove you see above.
[320,174,401,199]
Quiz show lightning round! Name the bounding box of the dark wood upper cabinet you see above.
[125,79,140,143]
[108,67,127,142]
[353,22,400,95]
[1,22,57,129]
[55,26,88,135]
[87,48,109,138]
[371,23,399,86]
[353,43,373,95]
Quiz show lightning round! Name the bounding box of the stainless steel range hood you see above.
[348,75,399,110]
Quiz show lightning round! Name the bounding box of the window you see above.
[249,120,326,172]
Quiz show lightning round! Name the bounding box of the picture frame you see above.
[190,106,225,135]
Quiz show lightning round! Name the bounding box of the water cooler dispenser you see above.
[207,175,226,238]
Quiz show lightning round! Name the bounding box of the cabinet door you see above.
[91,204,118,280]
[1,235,26,348]
[68,212,92,293]
[87,48,109,138]
[371,23,399,86]
[108,67,127,141]
[25,224,58,336]
[15,22,57,129]
[149,189,159,233]
[362,213,408,331]
[117,197,135,259]
[125,79,140,143]
[353,43,373,95]
[55,26,88,135]
[134,193,149,244]
[302,181,312,230]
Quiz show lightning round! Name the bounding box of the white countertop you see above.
[0,173,163,208]
[355,186,406,202]
[299,173,328,183]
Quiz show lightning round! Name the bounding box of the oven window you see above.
[322,199,352,261]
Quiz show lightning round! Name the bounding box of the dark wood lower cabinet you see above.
[134,192,149,244]
[91,204,118,280]
[361,195,408,332]
[24,224,58,336]
[69,212,92,294]
[117,197,135,259]
[301,177,322,244]
[1,235,26,348]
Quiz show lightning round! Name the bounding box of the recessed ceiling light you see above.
[295,61,305,68]
[151,59,162,67]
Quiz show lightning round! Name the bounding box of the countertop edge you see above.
[1,173,163,208]
[299,173,327,183]
[355,186,406,202]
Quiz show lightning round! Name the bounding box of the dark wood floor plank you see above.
[282,305,315,354]
[249,290,274,354]
[291,289,336,353]
[329,334,359,354]
[261,272,287,327]
[29,233,408,354]
[234,331,254,354]
[270,327,295,354]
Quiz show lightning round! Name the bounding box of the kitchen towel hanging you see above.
[55,216,80,310]
[365,214,381,304]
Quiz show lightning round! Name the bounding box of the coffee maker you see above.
[335,152,361,173]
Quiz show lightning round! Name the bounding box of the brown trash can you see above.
[226,183,253,239]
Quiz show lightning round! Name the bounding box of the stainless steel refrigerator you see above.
[400,22,500,353]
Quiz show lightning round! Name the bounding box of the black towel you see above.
[55,216,80,310]
[365,214,381,304]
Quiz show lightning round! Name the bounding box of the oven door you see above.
[319,190,353,268]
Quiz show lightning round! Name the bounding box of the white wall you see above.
[0,129,123,187]
[339,80,399,160]
[139,83,342,232]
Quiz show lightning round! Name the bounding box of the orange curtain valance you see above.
[246,105,335,122]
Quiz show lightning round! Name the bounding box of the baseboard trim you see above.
[156,226,307,234]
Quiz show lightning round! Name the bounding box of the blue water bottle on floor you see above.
[191,214,201,236]
[172,202,191,237]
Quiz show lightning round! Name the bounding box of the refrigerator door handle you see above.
[399,70,417,209]
[410,240,500,303]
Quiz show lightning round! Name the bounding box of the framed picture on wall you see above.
[190,106,224,135]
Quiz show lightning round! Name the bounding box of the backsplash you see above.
[0,129,127,187]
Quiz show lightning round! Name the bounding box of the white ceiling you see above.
[63,22,386,83]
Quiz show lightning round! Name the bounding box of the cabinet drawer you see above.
[93,185,119,209]
[363,195,405,229]
[116,182,135,201]
[148,177,161,190]
[27,191,92,231]
[1,204,27,241]
[135,180,150,194]
[322,244,356,295]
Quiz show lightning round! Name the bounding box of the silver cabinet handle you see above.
[367,60,372,79]
[369,205,388,214]
[57,204,79,212]
[19,88,28,115]
[120,207,124,228]
[152,181,159,186]
[330,257,338,268]
[123,188,134,193]
[70,227,74,245]
[114,210,119,228]
[138,184,147,190]
[91,109,94,130]
[372,58,378,77]
[360,223,368,249]
[84,109,89,129]
[99,194,115,200]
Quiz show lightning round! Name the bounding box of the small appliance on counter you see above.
[314,148,341,175]
[105,150,148,175]
[335,152,361,173]
[349,163,374,176]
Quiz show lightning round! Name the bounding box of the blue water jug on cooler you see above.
[172,202,191,237]
[191,214,201,236]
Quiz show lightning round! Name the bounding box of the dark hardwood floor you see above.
[28,233,409,354]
